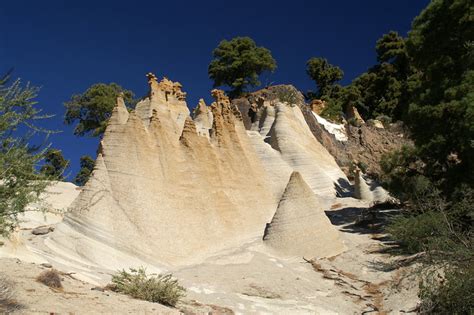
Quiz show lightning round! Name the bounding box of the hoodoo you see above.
[263,172,346,258]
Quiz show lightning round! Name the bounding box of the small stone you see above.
[40,263,52,268]
[31,225,54,235]
[91,287,105,292]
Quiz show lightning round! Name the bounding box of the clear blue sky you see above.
[1,0,429,180]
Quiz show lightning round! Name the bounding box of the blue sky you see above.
[1,0,429,180]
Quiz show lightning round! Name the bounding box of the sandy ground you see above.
[0,258,178,314]
[0,182,420,314]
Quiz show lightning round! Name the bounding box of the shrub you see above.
[419,265,474,314]
[275,88,299,106]
[36,269,63,289]
[110,267,186,307]
[375,114,392,127]
[0,275,19,312]
[386,211,451,254]
[320,98,343,123]
[347,117,362,127]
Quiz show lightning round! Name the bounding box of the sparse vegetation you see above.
[36,269,63,289]
[110,267,186,307]
[275,87,299,106]
[0,275,20,312]
[0,72,53,236]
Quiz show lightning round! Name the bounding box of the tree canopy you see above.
[306,57,344,99]
[208,37,277,98]
[0,73,52,235]
[404,0,474,191]
[74,155,95,186]
[40,148,69,179]
[64,83,135,137]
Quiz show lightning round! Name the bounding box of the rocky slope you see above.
[233,85,411,179]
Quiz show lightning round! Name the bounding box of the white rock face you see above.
[43,76,348,268]
[263,172,346,258]
[354,169,373,201]
[47,81,279,266]
[266,103,350,198]
[312,112,348,142]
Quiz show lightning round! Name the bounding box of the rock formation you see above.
[232,86,411,179]
[353,167,373,201]
[345,105,365,125]
[192,99,213,138]
[309,99,326,115]
[263,172,345,258]
[44,75,349,268]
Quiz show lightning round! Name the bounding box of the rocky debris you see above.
[309,99,326,115]
[263,172,346,258]
[368,119,384,129]
[40,263,52,268]
[31,226,54,235]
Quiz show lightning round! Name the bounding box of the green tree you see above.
[381,1,474,312]
[40,148,69,179]
[0,73,52,235]
[351,31,411,120]
[405,0,474,191]
[306,57,344,98]
[64,83,135,137]
[208,37,277,98]
[376,31,408,65]
[74,155,95,186]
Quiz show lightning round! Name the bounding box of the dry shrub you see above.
[0,275,20,312]
[110,267,186,307]
[36,269,63,289]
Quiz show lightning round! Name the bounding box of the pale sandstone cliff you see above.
[45,74,349,267]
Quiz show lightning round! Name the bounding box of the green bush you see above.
[110,267,186,307]
[275,88,299,106]
[419,265,474,314]
[320,98,343,123]
[386,211,451,254]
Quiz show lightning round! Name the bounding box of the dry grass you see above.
[36,269,63,289]
[0,275,21,312]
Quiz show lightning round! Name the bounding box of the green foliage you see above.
[0,73,52,236]
[110,267,186,307]
[376,31,408,64]
[208,37,277,98]
[387,211,450,254]
[405,0,474,192]
[419,264,474,314]
[317,84,363,123]
[306,57,343,98]
[275,88,299,106]
[40,149,69,180]
[64,83,135,137]
[74,155,95,186]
